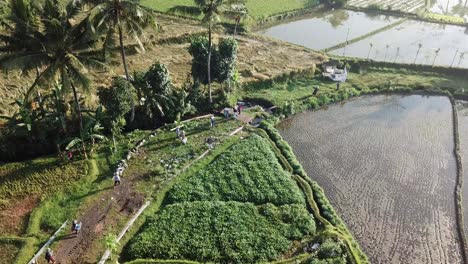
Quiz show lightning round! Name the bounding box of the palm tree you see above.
[224,4,248,37]
[169,0,246,104]
[88,0,157,120]
[0,0,107,158]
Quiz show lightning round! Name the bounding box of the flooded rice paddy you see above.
[347,0,468,18]
[278,95,463,263]
[457,101,468,240]
[259,10,468,68]
[347,0,424,12]
[331,20,468,68]
[430,0,468,19]
[258,10,399,50]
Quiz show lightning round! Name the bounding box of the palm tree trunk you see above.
[71,81,88,159]
[234,19,239,37]
[208,21,213,104]
[117,17,135,122]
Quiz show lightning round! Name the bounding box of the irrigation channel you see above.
[258,9,468,68]
[277,95,465,264]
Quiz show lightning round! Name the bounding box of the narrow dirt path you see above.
[52,173,144,264]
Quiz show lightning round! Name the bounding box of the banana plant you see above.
[66,106,107,158]
[0,99,36,135]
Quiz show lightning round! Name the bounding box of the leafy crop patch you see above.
[127,201,315,263]
[165,135,304,206]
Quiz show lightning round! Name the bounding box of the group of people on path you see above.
[33,218,82,264]
[223,104,244,119]
[175,126,188,144]
[175,114,219,147]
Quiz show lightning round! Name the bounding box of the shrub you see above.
[307,97,320,109]
[127,201,315,263]
[98,78,134,121]
[318,239,343,259]
[317,94,331,106]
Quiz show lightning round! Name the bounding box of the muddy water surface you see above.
[430,0,468,19]
[278,95,462,264]
[331,20,468,68]
[258,10,399,50]
[259,10,468,68]
[457,100,468,241]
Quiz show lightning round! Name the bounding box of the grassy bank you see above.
[241,64,468,118]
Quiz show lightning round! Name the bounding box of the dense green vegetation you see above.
[125,135,325,263]
[127,201,315,263]
[165,135,304,205]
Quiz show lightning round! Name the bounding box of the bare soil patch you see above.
[0,195,38,236]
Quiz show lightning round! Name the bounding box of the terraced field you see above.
[278,95,463,264]
[347,0,425,13]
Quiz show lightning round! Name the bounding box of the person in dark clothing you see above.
[67,151,73,161]
[45,248,56,264]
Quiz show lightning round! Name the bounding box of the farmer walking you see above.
[180,131,188,145]
[71,220,82,236]
[45,248,56,264]
[175,126,180,137]
[210,115,215,127]
[113,172,121,186]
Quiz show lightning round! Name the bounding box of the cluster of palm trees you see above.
[0,0,155,156]
[0,0,248,158]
